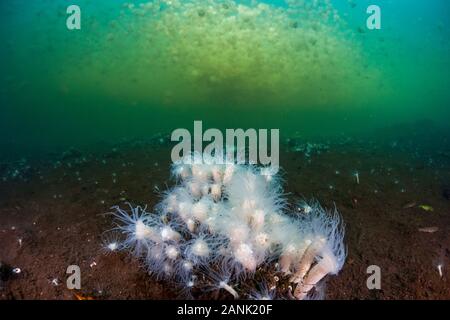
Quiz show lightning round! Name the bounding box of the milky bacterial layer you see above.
[64,0,380,109]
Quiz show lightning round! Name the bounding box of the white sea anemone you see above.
[279,242,301,275]
[192,239,210,257]
[100,231,122,254]
[250,209,266,231]
[110,204,160,256]
[165,244,181,260]
[222,163,236,185]
[184,233,223,265]
[203,266,239,299]
[185,218,197,233]
[289,200,346,299]
[135,220,153,240]
[202,184,211,197]
[232,242,258,272]
[294,246,341,300]
[158,187,193,216]
[187,181,203,199]
[171,161,192,181]
[177,200,194,222]
[227,168,266,205]
[144,243,166,278]
[252,232,271,250]
[248,281,277,300]
[211,165,224,183]
[290,238,325,283]
[210,183,222,201]
[178,274,197,299]
[221,219,251,245]
[106,241,119,252]
[160,225,182,242]
[191,197,212,223]
[298,201,313,214]
[191,163,211,183]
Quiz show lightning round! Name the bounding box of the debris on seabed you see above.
[74,293,95,300]
[437,264,443,278]
[402,201,416,209]
[12,268,21,274]
[354,172,360,184]
[51,278,60,286]
[418,205,434,212]
[418,226,439,233]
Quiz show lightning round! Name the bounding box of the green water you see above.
[0,0,449,154]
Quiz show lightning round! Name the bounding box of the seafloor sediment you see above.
[1,134,450,299]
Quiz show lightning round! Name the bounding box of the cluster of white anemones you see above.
[108,153,346,299]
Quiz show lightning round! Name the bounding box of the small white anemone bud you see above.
[240,199,257,221]
[178,201,193,221]
[294,247,340,300]
[251,209,265,230]
[166,194,178,213]
[210,183,222,201]
[192,200,209,223]
[228,224,250,244]
[211,165,223,183]
[201,184,210,196]
[254,232,270,249]
[223,164,235,185]
[192,164,210,182]
[188,181,203,199]
[219,246,230,256]
[161,226,182,242]
[234,243,257,271]
[135,220,157,241]
[299,203,312,214]
[187,278,195,288]
[186,218,196,232]
[149,244,164,260]
[260,167,274,182]
[267,212,288,225]
[183,260,194,272]
[290,238,324,284]
[242,198,257,212]
[211,203,221,215]
[165,245,180,260]
[176,165,191,180]
[192,239,210,257]
[205,216,217,233]
[279,243,297,274]
[163,262,173,276]
[107,242,119,251]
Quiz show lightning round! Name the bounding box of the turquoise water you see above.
[0,0,449,153]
